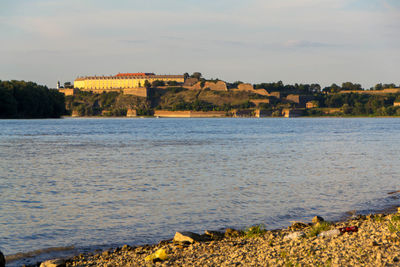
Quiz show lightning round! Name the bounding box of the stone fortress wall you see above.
[337,88,400,95]
[154,110,227,118]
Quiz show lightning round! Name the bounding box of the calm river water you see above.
[1,118,400,264]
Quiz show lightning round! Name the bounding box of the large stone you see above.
[0,250,5,267]
[173,231,203,243]
[283,231,305,241]
[290,221,308,230]
[204,230,225,240]
[312,216,325,224]
[145,248,168,263]
[224,228,243,238]
[319,229,341,238]
[39,259,66,267]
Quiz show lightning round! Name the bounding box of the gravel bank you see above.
[40,212,400,266]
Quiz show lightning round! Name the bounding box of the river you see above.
[1,118,399,265]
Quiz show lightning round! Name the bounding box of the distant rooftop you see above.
[114,73,155,77]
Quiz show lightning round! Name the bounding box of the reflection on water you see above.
[1,118,400,263]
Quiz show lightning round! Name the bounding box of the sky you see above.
[0,0,399,89]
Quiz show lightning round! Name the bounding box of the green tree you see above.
[152,80,165,87]
[383,83,396,89]
[374,83,383,90]
[341,104,352,114]
[326,94,344,107]
[342,82,362,91]
[191,72,202,80]
[353,102,365,115]
[328,83,341,93]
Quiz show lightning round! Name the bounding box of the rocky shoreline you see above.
[27,209,400,267]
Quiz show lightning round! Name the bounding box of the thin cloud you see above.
[283,40,339,48]
[382,0,400,9]
[119,39,150,44]
[212,40,248,47]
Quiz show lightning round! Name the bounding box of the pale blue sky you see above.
[0,0,399,88]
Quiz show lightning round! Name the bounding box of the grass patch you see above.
[285,261,300,267]
[280,251,288,258]
[244,224,267,238]
[373,215,384,223]
[392,214,400,222]
[387,215,400,232]
[388,223,398,233]
[307,221,332,237]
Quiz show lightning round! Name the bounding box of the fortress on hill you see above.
[58,72,185,97]
[74,73,184,91]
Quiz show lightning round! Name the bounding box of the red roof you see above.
[114,73,155,77]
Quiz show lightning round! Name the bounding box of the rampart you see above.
[86,89,121,94]
[154,110,226,118]
[190,81,228,91]
[337,88,400,95]
[232,84,275,97]
[237,83,254,91]
[126,109,137,117]
[58,88,77,96]
[59,87,148,98]
[255,109,272,117]
[282,108,303,118]
[231,109,254,117]
[286,94,314,107]
[123,87,148,97]
[251,99,270,106]
[183,78,199,87]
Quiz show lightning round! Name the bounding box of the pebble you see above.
[39,259,66,267]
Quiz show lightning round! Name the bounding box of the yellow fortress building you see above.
[74,73,184,91]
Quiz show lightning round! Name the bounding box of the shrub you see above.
[244,224,266,238]
[307,221,332,237]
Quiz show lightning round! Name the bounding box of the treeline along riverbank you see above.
[0,80,66,118]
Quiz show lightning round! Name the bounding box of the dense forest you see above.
[0,80,66,118]
[305,93,400,116]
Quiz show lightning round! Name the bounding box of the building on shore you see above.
[73,73,184,91]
